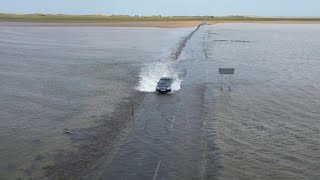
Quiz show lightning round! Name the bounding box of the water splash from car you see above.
[136,61,182,93]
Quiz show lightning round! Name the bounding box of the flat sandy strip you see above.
[223,21,320,24]
[0,21,203,28]
[0,20,319,28]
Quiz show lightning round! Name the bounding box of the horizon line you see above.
[1,12,320,18]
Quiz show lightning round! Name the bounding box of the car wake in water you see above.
[136,24,203,93]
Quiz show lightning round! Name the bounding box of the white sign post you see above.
[219,68,235,90]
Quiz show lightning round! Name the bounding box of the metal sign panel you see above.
[219,68,234,74]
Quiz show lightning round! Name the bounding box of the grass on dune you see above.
[0,13,320,22]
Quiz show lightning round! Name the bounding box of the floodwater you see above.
[1,23,320,179]
[0,23,192,179]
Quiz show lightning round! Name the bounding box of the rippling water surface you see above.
[1,23,320,179]
[204,24,320,179]
[0,23,192,179]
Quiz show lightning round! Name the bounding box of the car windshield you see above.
[158,79,171,84]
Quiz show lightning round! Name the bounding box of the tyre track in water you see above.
[136,23,204,93]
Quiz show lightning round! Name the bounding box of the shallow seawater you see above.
[1,22,320,179]
[98,23,320,180]
[0,24,192,179]
[209,23,320,180]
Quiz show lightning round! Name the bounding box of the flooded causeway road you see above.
[1,23,320,179]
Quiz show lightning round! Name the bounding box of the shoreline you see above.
[0,21,203,28]
[1,13,320,28]
[1,20,320,28]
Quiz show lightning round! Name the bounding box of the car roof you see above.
[160,77,172,80]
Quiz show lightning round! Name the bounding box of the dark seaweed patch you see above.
[213,39,251,43]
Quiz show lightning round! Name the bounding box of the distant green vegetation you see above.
[0,13,319,22]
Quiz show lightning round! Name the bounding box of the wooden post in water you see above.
[229,74,232,90]
[220,73,223,90]
[131,101,134,120]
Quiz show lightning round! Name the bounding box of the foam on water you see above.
[136,61,182,93]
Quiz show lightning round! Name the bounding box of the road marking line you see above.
[170,116,175,129]
[153,160,162,180]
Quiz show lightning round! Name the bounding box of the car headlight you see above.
[167,87,171,90]
[156,87,160,89]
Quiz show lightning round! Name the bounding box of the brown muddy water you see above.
[0,22,320,180]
